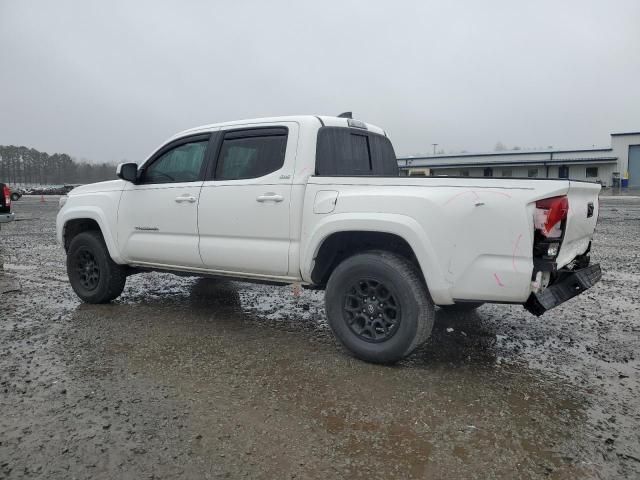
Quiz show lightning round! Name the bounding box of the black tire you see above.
[325,250,435,364]
[439,302,484,312]
[11,193,20,201]
[67,231,127,303]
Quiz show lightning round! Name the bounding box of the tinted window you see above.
[483,167,493,177]
[368,133,398,175]
[143,141,208,184]
[350,134,371,171]
[316,127,398,176]
[215,132,287,180]
[528,168,538,178]
[586,167,598,178]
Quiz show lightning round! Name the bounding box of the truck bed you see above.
[303,175,600,305]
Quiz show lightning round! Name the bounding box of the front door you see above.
[197,123,297,277]
[117,134,213,268]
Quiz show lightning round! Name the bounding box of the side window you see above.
[142,140,208,184]
[214,129,288,181]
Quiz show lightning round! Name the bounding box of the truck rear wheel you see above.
[67,231,127,303]
[325,250,434,364]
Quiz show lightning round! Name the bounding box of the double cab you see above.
[57,115,601,363]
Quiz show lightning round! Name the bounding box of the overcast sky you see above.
[1,0,639,163]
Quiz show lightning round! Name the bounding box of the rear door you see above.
[197,122,298,276]
[117,133,214,268]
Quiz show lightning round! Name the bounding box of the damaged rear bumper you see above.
[524,263,601,316]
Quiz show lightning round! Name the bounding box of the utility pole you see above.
[432,144,438,155]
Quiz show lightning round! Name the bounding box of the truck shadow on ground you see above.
[75,276,515,369]
[418,309,501,367]
[192,277,507,368]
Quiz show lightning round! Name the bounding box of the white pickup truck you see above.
[56,115,601,363]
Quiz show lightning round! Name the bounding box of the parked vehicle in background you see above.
[56,115,602,364]
[22,184,82,196]
[10,189,22,201]
[1,183,16,226]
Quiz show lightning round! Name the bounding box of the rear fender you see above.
[302,213,453,305]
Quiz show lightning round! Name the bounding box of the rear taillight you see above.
[3,185,10,208]
[534,195,568,238]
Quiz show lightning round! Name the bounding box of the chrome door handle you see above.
[175,195,197,203]
[256,193,284,203]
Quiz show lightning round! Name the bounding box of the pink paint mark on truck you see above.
[443,190,478,206]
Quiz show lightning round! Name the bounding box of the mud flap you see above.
[524,264,601,316]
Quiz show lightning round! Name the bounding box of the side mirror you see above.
[116,162,138,183]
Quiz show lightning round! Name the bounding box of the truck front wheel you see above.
[67,231,127,303]
[325,251,435,364]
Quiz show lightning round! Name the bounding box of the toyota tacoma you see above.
[56,115,601,363]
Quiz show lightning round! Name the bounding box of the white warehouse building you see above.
[398,131,640,188]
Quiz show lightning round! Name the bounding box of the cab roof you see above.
[170,115,386,141]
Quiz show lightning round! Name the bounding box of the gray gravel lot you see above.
[0,195,639,479]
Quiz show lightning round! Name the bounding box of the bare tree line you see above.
[0,145,116,185]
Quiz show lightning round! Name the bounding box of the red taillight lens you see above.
[535,195,568,237]
[3,185,10,208]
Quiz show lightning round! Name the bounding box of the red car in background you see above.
[1,183,16,226]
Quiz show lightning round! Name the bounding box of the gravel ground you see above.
[0,195,638,479]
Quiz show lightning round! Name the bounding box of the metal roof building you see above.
[398,131,640,188]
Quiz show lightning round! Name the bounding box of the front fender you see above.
[56,205,125,264]
[301,213,453,305]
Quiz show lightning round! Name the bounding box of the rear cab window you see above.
[315,127,398,176]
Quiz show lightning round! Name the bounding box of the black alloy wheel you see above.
[325,250,435,364]
[343,279,401,343]
[75,248,101,291]
[67,231,127,303]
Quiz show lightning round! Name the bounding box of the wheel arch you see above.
[59,208,124,264]
[311,231,421,283]
[302,213,452,304]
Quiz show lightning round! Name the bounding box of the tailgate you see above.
[556,181,601,268]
